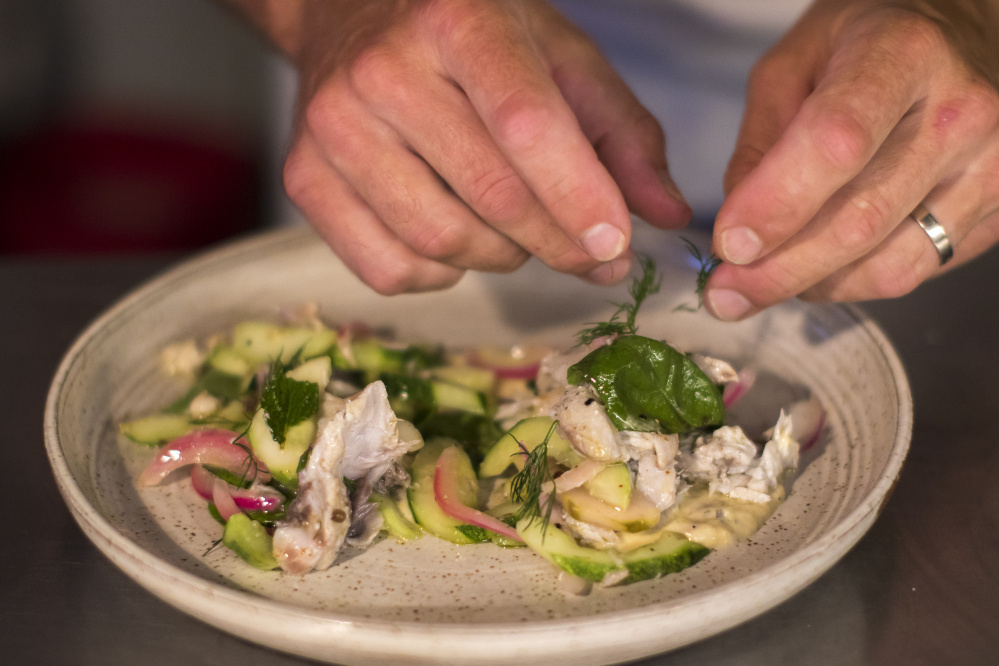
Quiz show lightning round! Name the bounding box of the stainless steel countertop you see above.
[3,249,997,665]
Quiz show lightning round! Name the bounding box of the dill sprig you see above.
[203,536,225,557]
[675,237,721,313]
[510,423,560,536]
[576,254,660,346]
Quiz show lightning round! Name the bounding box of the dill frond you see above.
[510,423,560,535]
[675,237,721,313]
[577,254,660,345]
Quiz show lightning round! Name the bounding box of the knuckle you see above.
[303,86,353,146]
[956,81,999,135]
[866,251,925,299]
[890,12,948,62]
[833,191,893,253]
[347,45,408,107]
[361,255,423,296]
[406,219,466,261]
[747,50,791,92]
[491,90,554,151]
[425,0,498,51]
[464,167,530,222]
[811,103,876,172]
[282,148,312,206]
[627,109,666,147]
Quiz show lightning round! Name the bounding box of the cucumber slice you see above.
[560,486,660,533]
[223,513,278,570]
[207,346,253,378]
[584,462,632,509]
[516,518,623,582]
[247,408,315,489]
[119,413,195,445]
[617,532,710,584]
[516,519,709,585]
[286,355,333,387]
[479,416,582,478]
[371,492,423,542]
[232,321,336,366]
[406,438,479,545]
[431,380,486,415]
[429,366,496,395]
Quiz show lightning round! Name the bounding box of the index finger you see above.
[437,6,632,263]
[714,16,933,266]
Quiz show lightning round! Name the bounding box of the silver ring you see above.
[910,204,953,266]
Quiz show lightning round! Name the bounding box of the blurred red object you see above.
[0,119,260,253]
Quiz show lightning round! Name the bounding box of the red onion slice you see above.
[723,368,757,408]
[434,447,522,542]
[190,465,285,513]
[212,476,242,521]
[138,428,267,487]
[788,396,826,451]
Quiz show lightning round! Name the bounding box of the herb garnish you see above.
[260,357,320,446]
[675,237,721,313]
[510,422,560,536]
[576,254,660,346]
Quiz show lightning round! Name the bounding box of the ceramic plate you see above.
[45,226,912,665]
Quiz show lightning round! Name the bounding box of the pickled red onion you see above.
[138,428,267,487]
[211,476,241,521]
[190,465,285,513]
[723,368,757,408]
[788,396,826,452]
[434,447,522,542]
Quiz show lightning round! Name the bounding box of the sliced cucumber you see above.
[223,512,278,570]
[516,518,623,582]
[247,408,315,489]
[429,365,496,395]
[516,519,709,585]
[232,321,336,366]
[207,345,253,378]
[406,438,478,545]
[286,355,333,387]
[371,492,422,542]
[584,462,632,509]
[479,416,582,478]
[617,531,710,584]
[560,486,660,533]
[119,413,196,445]
[431,380,486,415]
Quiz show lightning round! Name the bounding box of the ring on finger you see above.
[909,203,954,266]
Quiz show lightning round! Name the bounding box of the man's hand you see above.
[707,0,999,320]
[225,0,690,294]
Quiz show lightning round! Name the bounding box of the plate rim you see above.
[43,227,914,663]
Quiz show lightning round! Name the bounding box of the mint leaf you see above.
[261,359,320,445]
[567,335,724,434]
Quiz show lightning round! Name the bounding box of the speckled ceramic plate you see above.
[45,225,912,665]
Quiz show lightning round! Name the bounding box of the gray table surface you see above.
[2,247,997,665]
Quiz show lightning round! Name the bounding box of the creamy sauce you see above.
[664,485,786,550]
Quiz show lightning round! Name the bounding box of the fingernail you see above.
[705,288,752,321]
[720,227,763,265]
[581,223,628,262]
[586,255,632,285]
[658,169,689,207]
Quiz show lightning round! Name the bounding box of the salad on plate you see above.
[121,259,824,591]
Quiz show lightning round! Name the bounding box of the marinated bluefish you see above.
[272,381,421,573]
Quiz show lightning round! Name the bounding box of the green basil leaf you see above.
[566,335,724,434]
